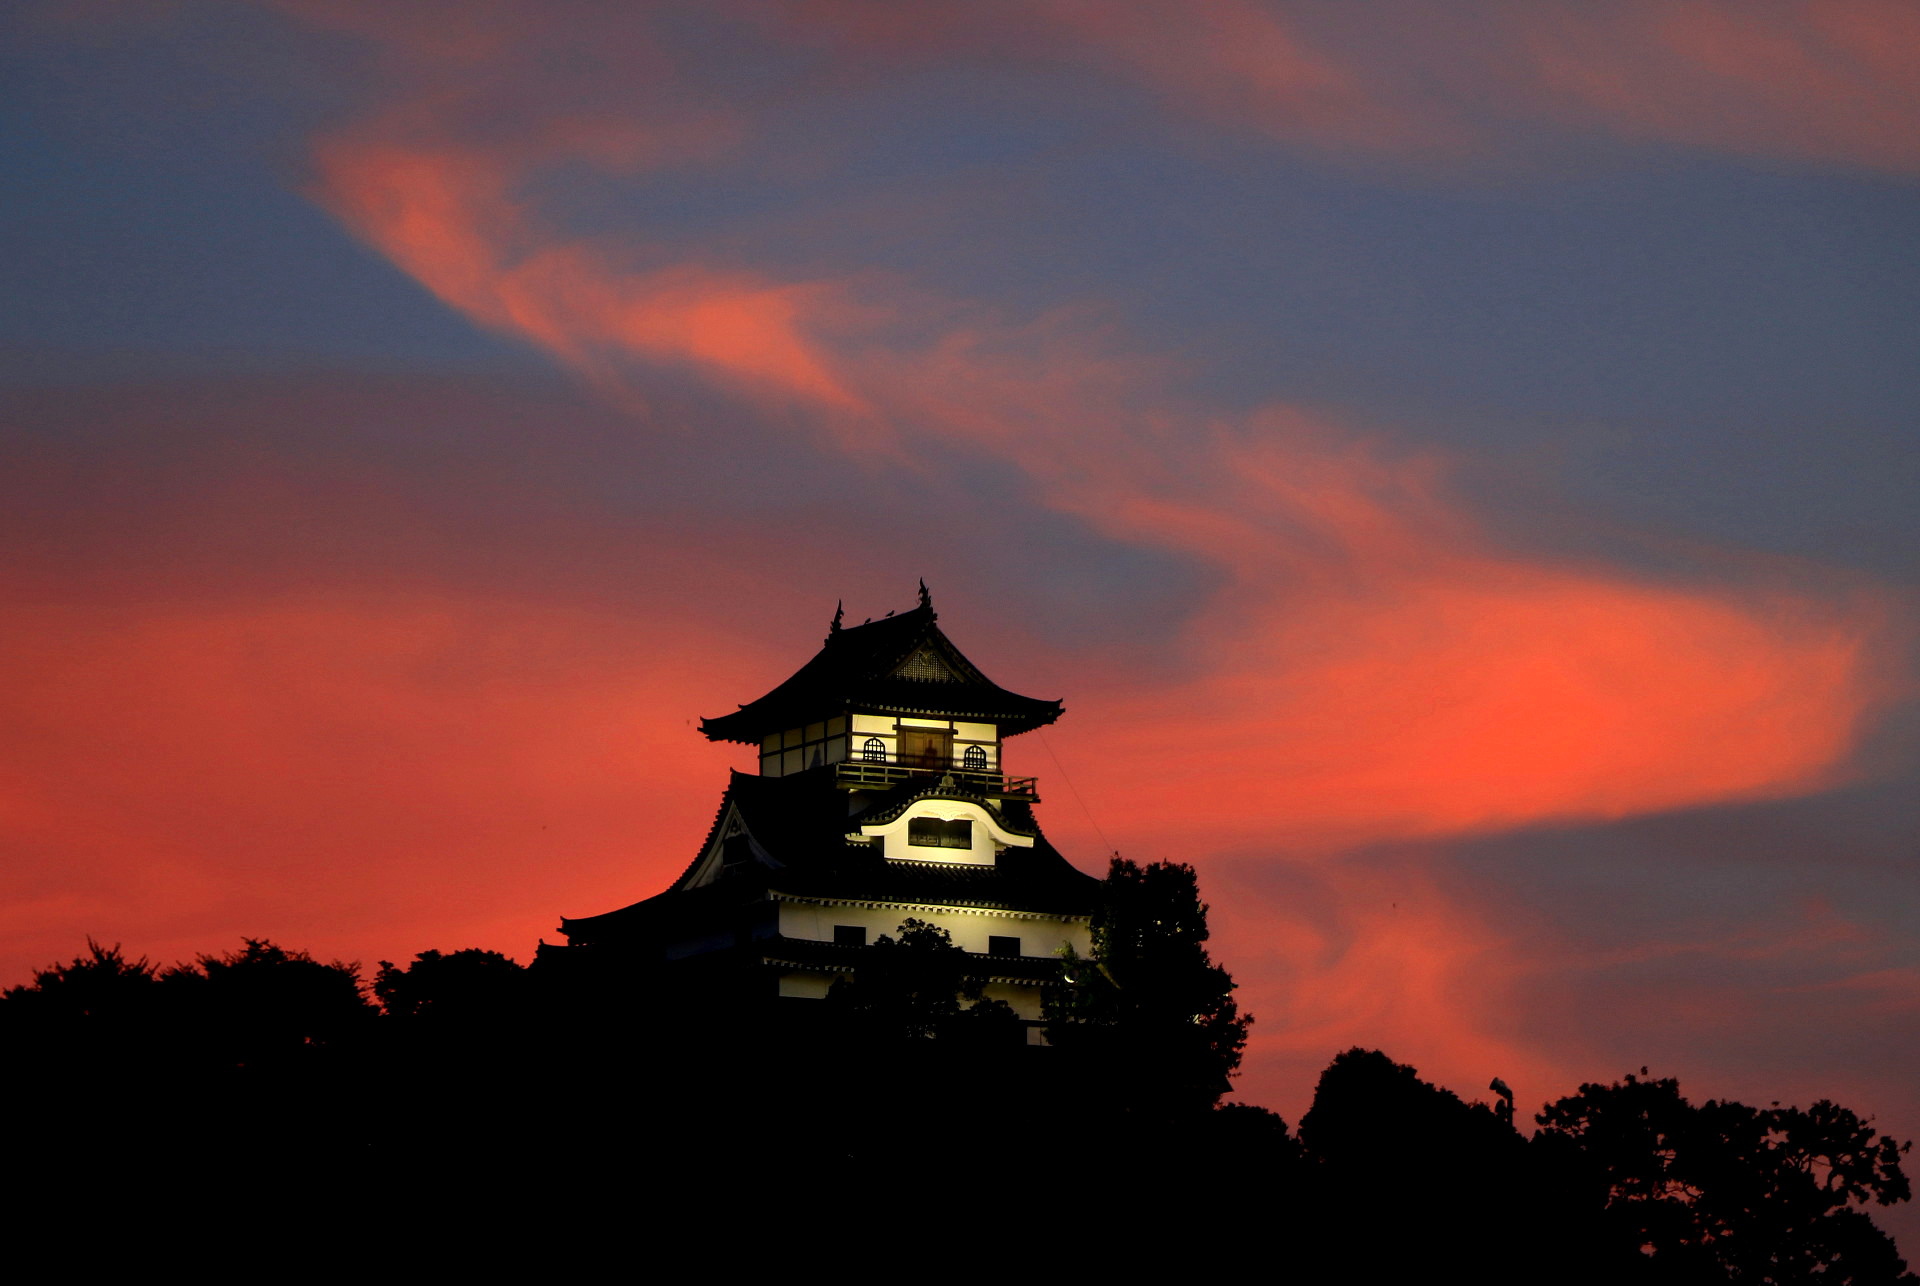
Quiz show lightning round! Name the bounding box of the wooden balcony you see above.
[833,759,1039,802]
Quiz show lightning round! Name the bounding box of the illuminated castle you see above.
[542,586,1099,1036]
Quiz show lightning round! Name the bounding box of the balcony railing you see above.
[833,759,1039,801]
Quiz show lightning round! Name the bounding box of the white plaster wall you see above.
[844,715,1000,771]
[861,799,1031,864]
[980,980,1045,1021]
[778,972,835,999]
[776,901,1088,959]
[778,969,1043,1018]
[849,712,896,765]
[953,722,999,770]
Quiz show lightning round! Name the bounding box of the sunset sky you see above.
[4,0,1917,1220]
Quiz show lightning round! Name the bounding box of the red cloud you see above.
[315,140,866,411]
[303,30,1905,853]
[0,594,751,985]
[1043,0,1920,172]
[15,0,1911,1148]
[1514,0,1920,173]
[1209,857,1573,1124]
[776,0,1920,170]
[850,331,1899,849]
[1071,427,1890,852]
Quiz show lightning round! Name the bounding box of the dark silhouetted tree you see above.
[374,948,527,1026]
[824,918,1019,1043]
[1536,1070,1916,1284]
[161,938,375,1071]
[1045,857,1250,1112]
[0,939,158,1037]
[1294,1048,1631,1283]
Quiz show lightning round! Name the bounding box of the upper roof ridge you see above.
[699,595,1062,743]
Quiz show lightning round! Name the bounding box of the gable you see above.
[891,644,957,682]
[700,604,1064,744]
[682,803,776,888]
[858,798,1035,866]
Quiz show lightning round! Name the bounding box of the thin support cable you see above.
[1035,727,1119,862]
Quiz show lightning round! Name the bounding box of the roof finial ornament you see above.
[826,599,844,642]
[917,578,932,613]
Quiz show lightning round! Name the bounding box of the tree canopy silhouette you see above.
[1,939,157,1035]
[160,938,374,1071]
[374,948,528,1027]
[5,928,1915,1280]
[1046,856,1251,1112]
[823,917,1019,1043]
[1537,1069,1916,1284]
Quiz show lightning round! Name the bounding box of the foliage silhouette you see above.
[374,947,528,1026]
[1293,1047,1618,1279]
[823,917,1020,1043]
[0,939,158,1045]
[160,938,374,1071]
[1046,856,1251,1113]
[1537,1069,1916,1284]
[5,925,1915,1279]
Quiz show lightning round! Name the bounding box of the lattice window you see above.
[894,647,952,681]
[908,818,972,849]
[862,737,887,763]
[962,744,987,771]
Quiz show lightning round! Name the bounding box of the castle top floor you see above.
[698,591,1063,788]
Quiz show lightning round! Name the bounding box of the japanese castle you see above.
[540,586,1099,1037]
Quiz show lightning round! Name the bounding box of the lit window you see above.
[761,722,849,776]
[897,727,952,770]
[862,737,887,763]
[908,818,972,849]
[833,925,866,947]
[988,936,1020,957]
[963,744,987,772]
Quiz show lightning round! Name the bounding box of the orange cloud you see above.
[311,97,1900,854]
[774,0,1920,172]
[0,595,753,985]
[1214,859,1920,1134]
[1048,0,1920,173]
[1515,0,1920,173]
[315,140,865,411]
[309,150,1902,857]
[1069,428,1889,852]
[1038,447,1872,857]
[1036,0,1443,153]
[1215,858,1571,1120]
[854,336,1897,851]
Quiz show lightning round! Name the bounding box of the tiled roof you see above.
[699,604,1062,743]
[558,769,1098,945]
[771,845,1096,916]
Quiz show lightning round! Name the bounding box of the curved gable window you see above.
[862,737,887,763]
[962,744,988,772]
[908,818,972,849]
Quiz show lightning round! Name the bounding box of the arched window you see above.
[862,737,887,763]
[963,744,987,772]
